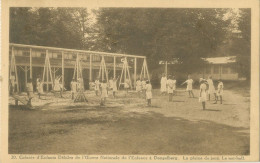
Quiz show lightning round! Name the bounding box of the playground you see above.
[9,86,250,155]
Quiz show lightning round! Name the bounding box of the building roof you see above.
[202,56,236,64]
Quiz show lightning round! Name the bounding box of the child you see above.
[141,78,147,98]
[94,78,100,96]
[145,80,152,106]
[181,75,194,98]
[70,79,77,100]
[214,80,224,104]
[124,78,130,96]
[199,78,207,110]
[37,78,43,99]
[26,78,34,107]
[10,72,16,95]
[160,74,167,95]
[136,78,142,96]
[100,80,108,106]
[109,77,114,90]
[167,75,176,102]
[112,76,119,98]
[172,76,177,95]
[207,76,216,101]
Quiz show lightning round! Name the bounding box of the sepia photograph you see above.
[1,0,259,162]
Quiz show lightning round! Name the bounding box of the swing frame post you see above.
[11,46,19,92]
[29,48,32,79]
[89,54,92,82]
[113,56,116,78]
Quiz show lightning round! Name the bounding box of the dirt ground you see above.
[8,88,250,155]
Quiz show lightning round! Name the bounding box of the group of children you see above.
[160,74,224,110]
[92,77,152,107]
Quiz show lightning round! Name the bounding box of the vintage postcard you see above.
[1,0,259,162]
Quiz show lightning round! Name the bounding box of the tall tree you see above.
[94,8,232,75]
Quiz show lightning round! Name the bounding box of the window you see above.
[22,51,30,57]
[230,64,237,74]
[222,65,229,74]
[213,65,219,74]
[205,65,211,74]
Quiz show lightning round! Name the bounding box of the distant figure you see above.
[214,80,224,104]
[37,78,43,99]
[109,77,113,90]
[112,76,119,98]
[94,78,100,96]
[70,79,77,99]
[53,75,62,91]
[167,75,176,102]
[181,75,195,98]
[141,78,147,98]
[100,80,108,106]
[145,80,152,107]
[160,74,167,95]
[136,78,142,96]
[26,78,34,107]
[124,78,130,96]
[207,76,216,101]
[10,72,16,94]
[199,78,207,110]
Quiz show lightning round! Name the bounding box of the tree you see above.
[94,8,232,76]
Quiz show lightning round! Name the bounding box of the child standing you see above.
[214,80,224,104]
[167,75,174,102]
[199,78,207,110]
[94,78,100,96]
[26,78,34,107]
[145,80,152,107]
[160,74,167,95]
[109,77,114,90]
[10,72,16,95]
[141,78,147,98]
[37,78,43,99]
[207,76,216,101]
[124,78,130,96]
[70,79,77,99]
[112,77,119,98]
[100,80,108,106]
[181,75,194,98]
[136,78,142,96]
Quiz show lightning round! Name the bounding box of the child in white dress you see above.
[94,78,100,96]
[206,76,216,101]
[167,75,174,102]
[181,75,194,98]
[100,80,108,106]
[160,74,167,95]
[37,78,43,99]
[145,80,152,106]
[112,77,119,98]
[70,79,77,99]
[26,78,34,107]
[214,80,224,104]
[199,78,207,110]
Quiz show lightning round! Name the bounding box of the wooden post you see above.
[124,57,127,83]
[145,58,150,81]
[29,48,32,78]
[134,57,137,88]
[53,67,56,81]
[77,53,79,80]
[25,66,28,86]
[89,54,92,81]
[46,50,49,91]
[113,56,116,78]
[62,51,64,91]
[101,56,104,81]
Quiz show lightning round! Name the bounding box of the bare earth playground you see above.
[9,85,249,155]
